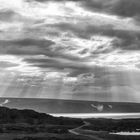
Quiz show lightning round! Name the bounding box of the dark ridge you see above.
[0,106,83,125]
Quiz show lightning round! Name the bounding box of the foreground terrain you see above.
[0,107,140,140]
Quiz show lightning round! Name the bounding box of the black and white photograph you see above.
[0,0,140,139]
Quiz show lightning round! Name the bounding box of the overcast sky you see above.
[0,0,140,102]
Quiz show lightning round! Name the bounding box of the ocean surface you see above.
[110,132,140,136]
[0,98,140,115]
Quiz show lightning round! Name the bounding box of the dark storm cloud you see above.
[8,38,55,48]
[48,22,140,50]
[24,57,92,70]
[111,0,140,17]
[7,47,83,62]
[0,10,16,22]
[0,37,87,62]
[6,47,84,62]
[0,38,55,55]
[80,0,140,18]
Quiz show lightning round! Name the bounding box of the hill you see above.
[0,106,83,126]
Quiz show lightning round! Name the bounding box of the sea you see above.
[51,113,140,119]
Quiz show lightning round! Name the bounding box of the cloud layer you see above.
[0,0,140,102]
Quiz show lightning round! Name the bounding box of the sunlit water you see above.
[51,113,140,119]
[110,132,140,135]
